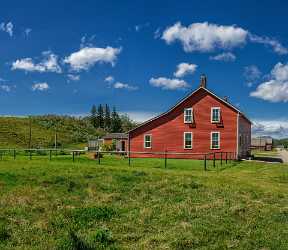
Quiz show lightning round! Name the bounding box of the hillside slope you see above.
[0,116,101,149]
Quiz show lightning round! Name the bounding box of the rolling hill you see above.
[0,115,102,149]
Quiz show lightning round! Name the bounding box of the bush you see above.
[101,143,114,152]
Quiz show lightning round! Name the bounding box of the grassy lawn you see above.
[0,155,287,249]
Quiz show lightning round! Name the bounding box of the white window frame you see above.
[184,108,193,124]
[211,107,221,123]
[184,132,193,149]
[211,131,220,149]
[144,134,152,149]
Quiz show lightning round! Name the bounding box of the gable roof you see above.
[129,87,252,134]
[103,133,128,140]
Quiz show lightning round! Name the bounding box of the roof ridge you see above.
[128,87,251,134]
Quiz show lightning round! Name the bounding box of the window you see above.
[184,108,193,123]
[211,132,220,149]
[144,134,152,148]
[184,132,193,149]
[211,107,221,123]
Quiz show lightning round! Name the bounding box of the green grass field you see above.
[0,155,287,249]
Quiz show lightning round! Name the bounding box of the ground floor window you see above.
[144,134,152,148]
[184,132,193,149]
[211,132,220,149]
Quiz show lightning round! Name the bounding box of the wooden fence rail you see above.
[0,148,237,171]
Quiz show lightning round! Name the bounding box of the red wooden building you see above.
[128,75,251,159]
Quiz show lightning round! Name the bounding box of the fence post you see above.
[164,150,167,168]
[220,152,222,165]
[128,133,131,166]
[13,149,16,160]
[49,150,52,160]
[213,153,216,168]
[98,150,100,165]
[72,151,75,162]
[204,154,207,171]
[225,152,228,164]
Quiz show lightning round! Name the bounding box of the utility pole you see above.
[28,116,32,149]
[54,125,58,150]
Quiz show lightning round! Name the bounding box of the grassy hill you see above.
[0,156,287,249]
[0,116,102,149]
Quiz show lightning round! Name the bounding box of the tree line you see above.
[89,104,137,133]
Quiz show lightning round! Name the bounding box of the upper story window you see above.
[211,132,220,149]
[184,132,193,149]
[184,108,193,123]
[144,134,152,149]
[211,107,221,123]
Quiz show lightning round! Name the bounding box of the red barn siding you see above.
[238,115,251,157]
[129,88,239,159]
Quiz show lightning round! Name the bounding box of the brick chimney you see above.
[200,74,207,88]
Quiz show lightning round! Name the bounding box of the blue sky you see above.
[1,0,288,137]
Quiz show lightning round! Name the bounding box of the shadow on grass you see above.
[253,156,283,163]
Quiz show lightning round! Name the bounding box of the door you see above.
[121,141,126,151]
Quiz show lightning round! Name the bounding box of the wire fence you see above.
[0,148,237,171]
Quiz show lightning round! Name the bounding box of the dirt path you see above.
[277,149,288,163]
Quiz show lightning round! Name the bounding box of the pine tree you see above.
[104,104,111,131]
[97,104,104,129]
[110,106,122,132]
[90,105,98,128]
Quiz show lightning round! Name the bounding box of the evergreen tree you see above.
[110,106,122,132]
[97,104,104,129]
[90,105,98,128]
[120,114,137,132]
[104,104,111,131]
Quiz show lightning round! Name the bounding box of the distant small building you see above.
[88,138,104,151]
[251,136,273,151]
[103,133,128,151]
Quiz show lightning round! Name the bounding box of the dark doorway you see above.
[121,141,126,151]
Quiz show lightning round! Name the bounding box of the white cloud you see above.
[67,74,80,81]
[64,46,121,71]
[0,22,13,37]
[250,62,288,102]
[122,111,159,122]
[0,85,12,92]
[252,119,288,138]
[32,82,49,91]
[154,28,162,39]
[174,63,197,78]
[209,52,236,62]
[244,65,262,87]
[134,22,150,32]
[162,22,248,52]
[12,51,61,73]
[249,34,288,55]
[135,25,140,32]
[24,28,32,37]
[149,77,189,90]
[161,22,287,55]
[113,82,138,91]
[105,75,114,83]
